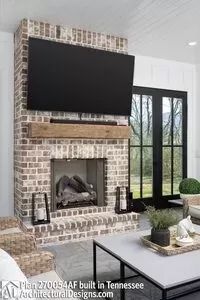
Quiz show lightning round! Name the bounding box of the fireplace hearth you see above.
[51,158,105,211]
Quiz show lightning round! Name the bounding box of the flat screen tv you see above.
[27,37,134,115]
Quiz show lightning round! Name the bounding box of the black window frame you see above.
[129,86,187,209]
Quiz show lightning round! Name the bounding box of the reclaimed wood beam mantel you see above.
[28,123,131,139]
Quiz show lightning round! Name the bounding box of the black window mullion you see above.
[153,92,162,207]
[140,94,143,199]
[182,96,187,178]
[171,98,174,195]
[163,145,183,147]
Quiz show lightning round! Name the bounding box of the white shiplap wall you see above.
[195,64,200,179]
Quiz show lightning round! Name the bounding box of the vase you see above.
[151,228,170,246]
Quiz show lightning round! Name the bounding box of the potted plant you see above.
[146,207,179,247]
[179,178,200,218]
[179,178,200,199]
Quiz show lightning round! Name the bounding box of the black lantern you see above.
[32,192,50,225]
[115,186,132,214]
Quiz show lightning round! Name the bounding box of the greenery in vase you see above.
[179,178,200,194]
[146,206,180,230]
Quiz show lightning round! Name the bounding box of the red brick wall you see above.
[14,19,129,221]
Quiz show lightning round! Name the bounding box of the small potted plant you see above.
[179,178,200,200]
[146,207,179,247]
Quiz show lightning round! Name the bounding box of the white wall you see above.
[133,55,197,178]
[195,64,200,179]
[0,31,14,216]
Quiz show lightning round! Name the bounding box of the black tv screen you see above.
[27,37,134,115]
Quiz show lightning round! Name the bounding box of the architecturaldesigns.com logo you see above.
[0,281,21,299]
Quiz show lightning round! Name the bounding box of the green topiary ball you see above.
[179,178,200,194]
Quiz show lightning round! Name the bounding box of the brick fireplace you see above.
[14,19,139,245]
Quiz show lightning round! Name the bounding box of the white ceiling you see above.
[0,0,200,63]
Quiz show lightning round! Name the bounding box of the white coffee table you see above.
[93,228,200,300]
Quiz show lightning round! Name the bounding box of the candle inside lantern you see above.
[120,199,127,210]
[37,208,45,221]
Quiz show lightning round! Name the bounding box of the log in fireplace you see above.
[51,158,105,211]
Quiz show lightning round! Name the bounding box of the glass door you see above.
[162,97,184,196]
[130,94,153,201]
[130,86,187,208]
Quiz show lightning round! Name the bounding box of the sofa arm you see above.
[183,196,200,218]
[0,217,20,230]
[13,251,55,277]
[0,233,36,255]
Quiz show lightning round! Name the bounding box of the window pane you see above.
[130,147,141,198]
[173,98,183,145]
[163,97,172,145]
[142,95,152,145]
[162,147,172,195]
[173,147,182,194]
[130,94,141,146]
[142,147,153,197]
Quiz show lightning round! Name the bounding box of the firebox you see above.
[51,158,105,211]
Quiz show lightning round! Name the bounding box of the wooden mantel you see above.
[28,122,131,139]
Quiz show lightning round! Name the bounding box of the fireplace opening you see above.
[51,158,105,211]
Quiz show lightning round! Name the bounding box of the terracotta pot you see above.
[151,228,170,247]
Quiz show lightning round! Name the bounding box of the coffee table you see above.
[93,230,200,300]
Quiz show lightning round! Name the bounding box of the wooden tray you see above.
[141,233,200,256]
